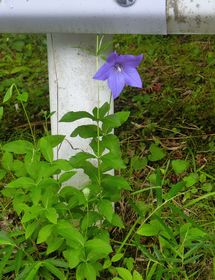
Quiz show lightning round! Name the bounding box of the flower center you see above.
[114,63,123,72]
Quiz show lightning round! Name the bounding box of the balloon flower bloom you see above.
[93,51,143,99]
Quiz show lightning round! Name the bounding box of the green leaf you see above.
[7,177,35,189]
[93,102,110,119]
[25,262,42,280]
[183,173,198,187]
[137,220,162,236]
[166,181,185,199]
[0,246,13,279]
[102,152,126,170]
[1,152,13,171]
[16,92,28,102]
[58,171,76,184]
[45,208,58,224]
[133,270,143,280]
[39,137,54,162]
[63,248,82,268]
[37,224,54,244]
[70,152,95,168]
[60,111,94,122]
[3,84,14,103]
[0,106,3,120]
[102,175,131,191]
[102,111,130,131]
[0,231,15,246]
[47,237,64,255]
[43,260,67,280]
[85,238,112,262]
[148,144,165,161]
[102,134,121,154]
[98,199,114,222]
[0,169,6,180]
[25,221,37,239]
[172,159,189,174]
[111,253,124,263]
[3,140,34,154]
[111,213,124,228]
[131,156,148,171]
[43,135,65,148]
[70,125,99,138]
[76,263,97,280]
[57,220,85,246]
[116,267,132,280]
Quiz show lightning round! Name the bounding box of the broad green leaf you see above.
[39,137,53,162]
[183,173,198,187]
[3,84,14,103]
[7,177,35,189]
[85,238,112,262]
[60,111,94,122]
[16,92,28,102]
[3,140,34,154]
[111,213,124,228]
[70,152,94,168]
[57,220,85,246]
[46,237,64,255]
[93,102,110,119]
[148,144,165,162]
[131,156,148,171]
[81,211,101,232]
[98,199,114,222]
[25,262,42,280]
[166,181,185,199]
[12,160,26,177]
[172,159,189,174]
[42,135,65,148]
[111,253,124,263]
[45,208,58,224]
[43,260,67,280]
[0,106,3,120]
[137,220,162,236]
[101,152,126,170]
[133,270,143,280]
[102,175,131,191]
[102,134,121,154]
[102,111,130,131]
[25,221,38,239]
[63,248,82,268]
[37,224,54,244]
[70,125,99,138]
[76,263,97,280]
[54,159,73,171]
[116,267,132,280]
[0,169,6,180]
[0,231,15,246]
[58,171,76,184]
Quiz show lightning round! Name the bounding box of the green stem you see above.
[14,84,36,145]
[96,34,101,186]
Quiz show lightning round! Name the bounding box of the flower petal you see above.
[118,54,143,68]
[108,71,125,99]
[93,62,112,81]
[107,51,118,63]
[123,67,142,88]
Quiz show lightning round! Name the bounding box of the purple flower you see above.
[93,52,143,99]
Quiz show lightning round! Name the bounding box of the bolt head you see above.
[116,0,136,7]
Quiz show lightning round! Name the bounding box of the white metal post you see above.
[47,34,112,187]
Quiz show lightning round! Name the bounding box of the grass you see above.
[0,34,215,279]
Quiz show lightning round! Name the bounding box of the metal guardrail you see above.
[0,0,214,34]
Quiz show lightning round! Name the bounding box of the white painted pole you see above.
[47,34,112,187]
